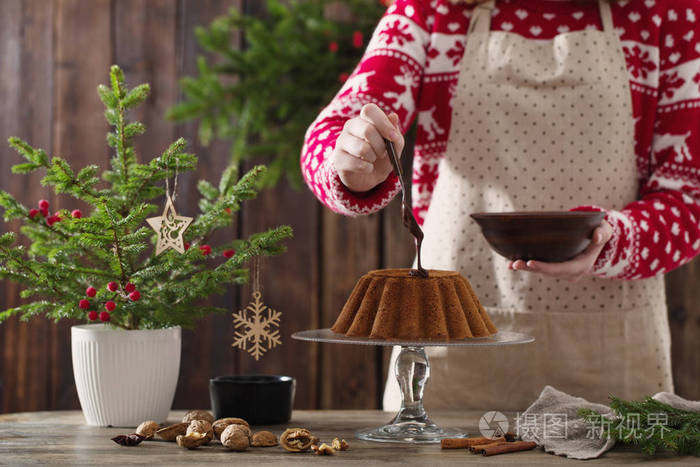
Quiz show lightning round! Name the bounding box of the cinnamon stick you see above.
[479,441,537,456]
[468,440,508,452]
[440,436,503,449]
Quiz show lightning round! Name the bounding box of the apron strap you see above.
[467,0,494,36]
[598,0,615,35]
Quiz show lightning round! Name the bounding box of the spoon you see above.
[384,138,428,278]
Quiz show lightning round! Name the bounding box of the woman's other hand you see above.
[332,103,405,193]
[507,221,613,281]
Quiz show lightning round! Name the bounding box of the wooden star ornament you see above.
[146,195,193,255]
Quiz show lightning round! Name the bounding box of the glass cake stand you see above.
[292,329,534,444]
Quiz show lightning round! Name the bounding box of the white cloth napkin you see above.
[515,385,699,460]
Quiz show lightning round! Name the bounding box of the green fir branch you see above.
[579,396,700,456]
[168,0,385,188]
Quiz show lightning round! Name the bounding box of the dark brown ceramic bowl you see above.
[209,375,295,425]
[470,211,605,262]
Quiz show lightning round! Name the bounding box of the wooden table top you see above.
[0,410,696,466]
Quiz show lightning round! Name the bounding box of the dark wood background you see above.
[0,0,697,414]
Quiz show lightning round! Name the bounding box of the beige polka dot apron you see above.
[384,0,672,412]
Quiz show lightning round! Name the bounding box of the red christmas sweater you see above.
[301,0,700,279]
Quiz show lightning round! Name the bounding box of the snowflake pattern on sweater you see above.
[301,0,700,280]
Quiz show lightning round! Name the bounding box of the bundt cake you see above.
[331,268,497,340]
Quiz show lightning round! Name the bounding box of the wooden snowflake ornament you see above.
[146,194,192,255]
[232,291,281,360]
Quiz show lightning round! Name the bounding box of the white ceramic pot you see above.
[71,324,181,427]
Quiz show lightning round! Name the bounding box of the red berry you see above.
[29,208,39,218]
[223,249,235,259]
[184,242,191,251]
[39,207,49,217]
[87,311,98,321]
[99,311,111,322]
[199,245,212,256]
[225,207,232,214]
[107,281,118,292]
[105,301,116,312]
[86,286,97,297]
[339,72,349,83]
[329,41,338,52]
[71,209,82,219]
[79,299,90,310]
[46,215,59,226]
[352,30,363,48]
[129,290,141,302]
[38,199,49,210]
[124,282,136,293]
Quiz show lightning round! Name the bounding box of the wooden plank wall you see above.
[0,0,698,415]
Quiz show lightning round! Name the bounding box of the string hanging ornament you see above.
[146,158,193,255]
[232,257,282,360]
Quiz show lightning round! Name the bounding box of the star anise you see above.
[111,433,145,447]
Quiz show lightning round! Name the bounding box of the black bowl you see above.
[209,375,295,425]
[470,211,605,262]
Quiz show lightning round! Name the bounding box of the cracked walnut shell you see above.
[156,422,189,441]
[280,428,314,453]
[213,417,250,439]
[251,430,278,447]
[182,410,214,424]
[135,421,159,440]
[220,424,250,451]
[186,420,213,444]
[176,432,208,450]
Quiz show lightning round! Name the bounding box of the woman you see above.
[301,0,700,410]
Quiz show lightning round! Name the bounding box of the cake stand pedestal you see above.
[292,329,534,444]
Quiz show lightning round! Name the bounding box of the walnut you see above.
[251,430,278,447]
[311,443,335,455]
[239,425,253,442]
[212,417,250,439]
[280,428,314,452]
[155,422,189,441]
[135,421,159,440]
[332,438,349,451]
[176,432,208,450]
[186,420,213,444]
[217,422,252,443]
[220,424,250,451]
[182,410,215,424]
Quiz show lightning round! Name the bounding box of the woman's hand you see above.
[507,221,613,281]
[332,103,405,193]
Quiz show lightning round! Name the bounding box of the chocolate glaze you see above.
[384,139,428,278]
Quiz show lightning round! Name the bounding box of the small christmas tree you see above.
[167,0,385,187]
[0,65,292,330]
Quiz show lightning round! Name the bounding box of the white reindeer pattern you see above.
[654,131,693,163]
[417,106,445,140]
[343,71,376,95]
[383,66,419,113]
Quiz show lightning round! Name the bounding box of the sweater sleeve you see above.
[576,0,700,279]
[300,0,432,216]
